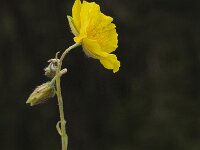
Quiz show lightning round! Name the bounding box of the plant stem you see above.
[56,73,67,150]
[55,43,80,150]
[60,43,81,65]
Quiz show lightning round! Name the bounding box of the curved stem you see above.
[55,43,81,150]
[60,43,81,65]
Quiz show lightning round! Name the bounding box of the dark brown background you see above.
[0,0,200,150]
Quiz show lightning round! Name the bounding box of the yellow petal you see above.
[97,13,114,30]
[72,0,82,32]
[82,38,108,58]
[100,54,120,73]
[96,24,118,53]
[79,1,101,36]
[74,34,86,43]
[87,13,118,53]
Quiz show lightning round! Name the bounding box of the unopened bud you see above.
[26,82,55,106]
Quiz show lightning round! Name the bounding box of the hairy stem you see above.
[55,43,80,150]
[56,73,67,150]
[60,43,81,65]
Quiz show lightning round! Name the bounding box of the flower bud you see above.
[26,82,55,106]
[44,59,59,78]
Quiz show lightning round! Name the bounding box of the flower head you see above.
[67,0,120,73]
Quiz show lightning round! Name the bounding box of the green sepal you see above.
[67,16,79,36]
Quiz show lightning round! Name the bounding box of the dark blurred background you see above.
[0,0,200,150]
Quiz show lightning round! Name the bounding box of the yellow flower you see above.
[67,0,120,73]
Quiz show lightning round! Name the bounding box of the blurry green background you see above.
[0,0,200,150]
